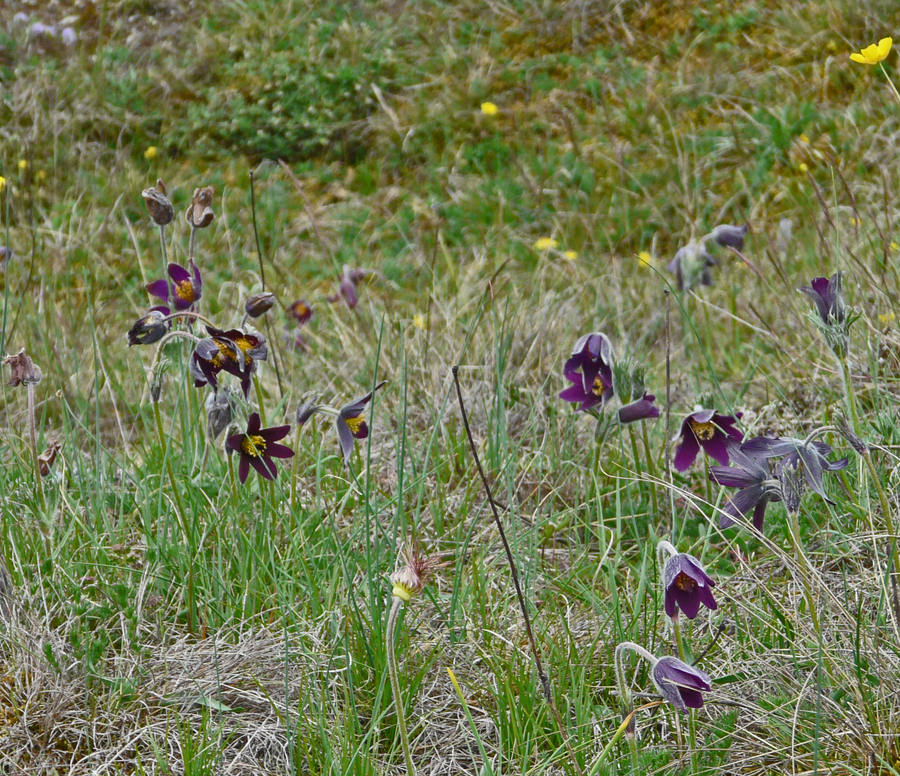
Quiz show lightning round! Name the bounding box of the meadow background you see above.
[1,0,900,773]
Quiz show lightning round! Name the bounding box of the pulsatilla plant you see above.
[673,407,743,471]
[226,412,294,484]
[667,223,749,291]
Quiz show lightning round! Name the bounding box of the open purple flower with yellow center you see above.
[127,305,171,346]
[673,408,743,471]
[289,299,313,325]
[192,327,267,397]
[651,656,712,711]
[559,332,615,412]
[709,439,782,530]
[146,260,203,312]
[336,381,387,464]
[226,412,294,484]
[663,553,717,620]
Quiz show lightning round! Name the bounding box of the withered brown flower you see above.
[4,349,42,387]
[185,185,215,228]
[141,179,175,226]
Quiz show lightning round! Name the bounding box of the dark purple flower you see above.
[673,409,743,471]
[192,326,267,397]
[339,276,358,309]
[709,440,782,530]
[289,299,313,325]
[710,224,749,250]
[739,436,848,505]
[663,553,717,620]
[146,261,202,312]
[651,656,712,711]
[244,291,275,318]
[226,412,294,484]
[559,332,615,412]
[336,381,387,464]
[127,305,171,346]
[799,272,845,325]
[617,391,659,424]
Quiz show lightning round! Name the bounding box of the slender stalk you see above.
[27,382,44,508]
[861,449,900,628]
[452,365,584,776]
[188,225,197,267]
[158,223,168,284]
[614,642,659,774]
[879,63,900,107]
[387,597,416,775]
[787,509,820,636]
[640,421,659,516]
[840,359,861,434]
[672,618,686,663]
[253,375,268,427]
[290,424,301,514]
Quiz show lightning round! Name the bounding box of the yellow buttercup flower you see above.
[563,250,578,261]
[850,37,893,65]
[17,160,27,172]
[480,102,499,116]
[413,314,426,330]
[799,163,808,172]
[638,251,653,267]
[144,146,158,161]
[880,311,896,325]
[891,241,899,251]
[534,237,558,251]
[0,177,6,192]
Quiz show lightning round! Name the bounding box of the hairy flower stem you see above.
[861,450,900,629]
[387,596,416,776]
[153,399,195,634]
[640,422,659,516]
[27,382,44,507]
[615,641,657,770]
[188,225,197,267]
[158,224,168,281]
[840,359,861,435]
[787,509,820,637]
[453,365,585,776]
[290,424,301,515]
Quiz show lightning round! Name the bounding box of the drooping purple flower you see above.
[617,391,659,424]
[739,436,848,505]
[663,553,717,620]
[709,440,782,531]
[559,332,615,412]
[651,656,712,711]
[666,243,717,291]
[799,272,845,326]
[336,381,387,464]
[710,224,749,250]
[225,412,294,484]
[673,409,743,471]
[127,305,171,346]
[146,261,203,311]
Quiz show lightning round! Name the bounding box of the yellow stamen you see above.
[175,280,196,303]
[689,419,716,441]
[591,376,606,397]
[211,340,237,367]
[240,434,267,457]
[392,583,413,603]
[344,415,365,435]
[674,572,695,592]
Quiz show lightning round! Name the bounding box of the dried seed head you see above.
[389,540,447,603]
[245,291,276,319]
[141,180,175,226]
[4,349,42,387]
[38,441,61,477]
[186,185,215,228]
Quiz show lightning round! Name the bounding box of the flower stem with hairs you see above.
[386,596,415,775]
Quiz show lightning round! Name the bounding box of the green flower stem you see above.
[153,398,195,634]
[627,426,647,506]
[158,224,168,283]
[672,617,686,663]
[640,421,659,516]
[840,359,861,434]
[290,424,301,515]
[879,63,900,107]
[253,375,268,427]
[787,509,820,636]
[27,382,45,509]
[387,596,416,776]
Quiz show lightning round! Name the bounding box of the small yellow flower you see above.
[533,237,558,251]
[799,134,810,144]
[638,251,653,267]
[480,102,499,116]
[850,216,861,227]
[799,163,808,173]
[36,170,47,182]
[413,314,426,330]
[880,311,896,325]
[563,250,578,261]
[17,160,27,172]
[0,177,6,192]
[144,146,158,161]
[891,241,899,251]
[850,37,893,65]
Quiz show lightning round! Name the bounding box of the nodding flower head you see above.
[667,243,717,291]
[336,381,387,464]
[245,291,276,319]
[4,349,42,387]
[127,306,171,346]
[205,387,236,441]
[559,332,615,412]
[142,180,175,226]
[651,656,712,711]
[709,440,782,531]
[389,540,447,603]
[709,223,749,251]
[663,552,717,620]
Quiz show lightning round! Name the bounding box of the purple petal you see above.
[259,424,291,443]
[673,431,700,472]
[336,418,355,463]
[246,412,261,435]
[265,442,295,459]
[709,466,759,489]
[249,455,277,480]
[238,456,250,484]
[146,279,171,302]
[701,432,731,466]
[673,587,701,619]
[168,263,190,284]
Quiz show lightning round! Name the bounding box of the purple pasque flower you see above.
[146,261,203,311]
[739,436,848,505]
[673,408,743,471]
[710,224,749,251]
[799,272,845,326]
[289,299,313,325]
[127,305,171,346]
[336,381,387,464]
[226,412,294,484]
[191,326,267,397]
[651,656,712,711]
[709,440,782,530]
[559,332,615,412]
[617,391,659,424]
[663,553,717,620]
[666,243,717,291]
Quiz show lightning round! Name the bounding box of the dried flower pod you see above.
[38,441,61,477]
[141,180,175,226]
[245,291,276,318]
[4,349,42,387]
[835,413,867,455]
[186,186,215,228]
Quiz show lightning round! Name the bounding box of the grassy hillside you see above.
[1,0,900,773]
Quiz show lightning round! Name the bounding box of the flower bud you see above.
[141,180,175,226]
[245,291,276,319]
[127,307,170,346]
[4,349,42,387]
[206,387,235,440]
[710,223,749,251]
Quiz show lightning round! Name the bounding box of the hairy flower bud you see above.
[141,180,175,226]
[710,223,749,251]
[245,291,276,319]
[206,388,236,441]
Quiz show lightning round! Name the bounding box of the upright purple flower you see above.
[673,409,743,471]
[651,657,712,711]
[799,273,846,326]
[336,381,386,464]
[709,440,782,530]
[559,332,615,412]
[146,261,203,311]
[226,412,294,484]
[663,553,717,620]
